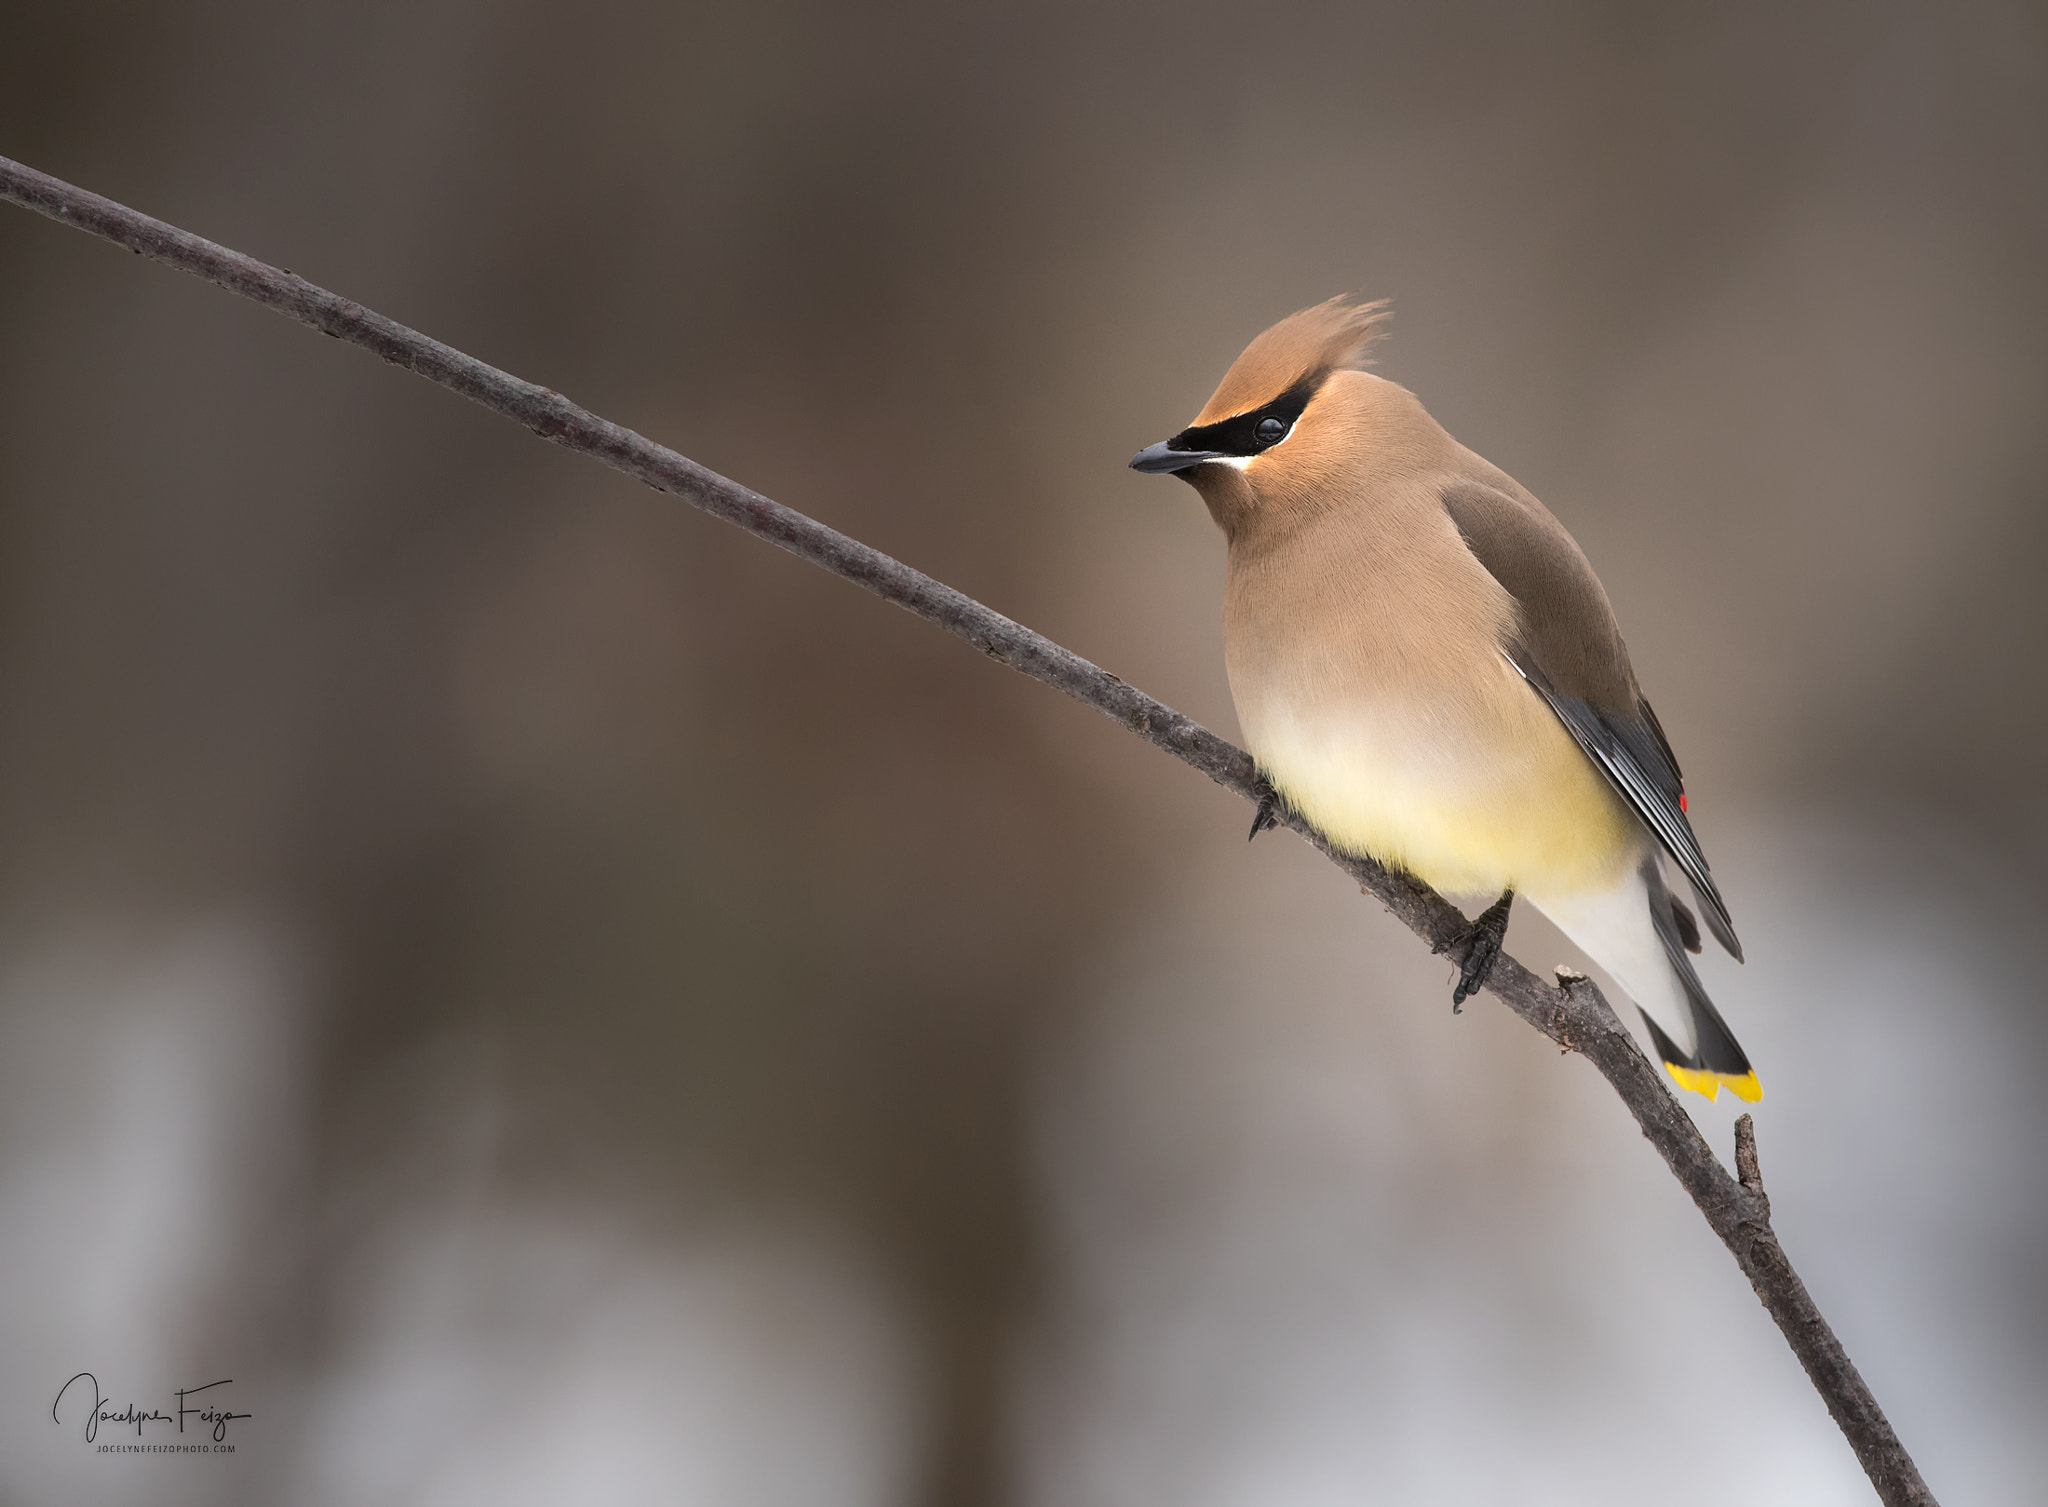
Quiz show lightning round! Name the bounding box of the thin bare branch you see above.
[0,153,1936,1506]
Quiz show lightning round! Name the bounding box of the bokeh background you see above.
[1,3,2044,1503]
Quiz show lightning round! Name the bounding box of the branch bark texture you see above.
[0,154,1935,1506]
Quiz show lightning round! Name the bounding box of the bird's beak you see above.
[1129,440,1225,475]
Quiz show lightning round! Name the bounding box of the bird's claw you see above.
[1434,889,1514,1012]
[1248,777,1282,842]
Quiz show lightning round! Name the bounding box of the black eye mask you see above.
[1165,373,1320,458]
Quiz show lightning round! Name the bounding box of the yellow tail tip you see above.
[1664,1062,1763,1104]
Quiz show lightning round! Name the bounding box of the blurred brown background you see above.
[0,3,2043,1504]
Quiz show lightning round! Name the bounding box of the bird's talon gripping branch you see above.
[1436,888,1514,1011]
[1247,776,1282,842]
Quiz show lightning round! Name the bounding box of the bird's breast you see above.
[1223,520,1638,898]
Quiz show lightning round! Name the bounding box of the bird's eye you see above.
[1254,415,1289,445]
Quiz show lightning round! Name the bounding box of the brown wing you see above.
[1441,478,1742,959]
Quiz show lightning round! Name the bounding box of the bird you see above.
[1129,297,1758,1103]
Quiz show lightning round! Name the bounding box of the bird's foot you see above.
[1247,776,1282,843]
[1434,889,1514,1012]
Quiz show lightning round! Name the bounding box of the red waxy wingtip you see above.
[1679,792,1688,813]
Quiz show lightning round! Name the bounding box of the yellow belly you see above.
[1243,659,1640,898]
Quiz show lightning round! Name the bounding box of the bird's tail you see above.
[1531,858,1760,1103]
[1636,859,1758,1101]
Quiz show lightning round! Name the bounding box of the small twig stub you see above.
[1734,1113,1769,1209]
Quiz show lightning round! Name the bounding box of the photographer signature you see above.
[52,1372,250,1444]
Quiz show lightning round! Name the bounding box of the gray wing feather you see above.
[1441,478,1742,961]
[1506,656,1743,960]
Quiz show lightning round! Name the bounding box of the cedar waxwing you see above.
[1131,298,1758,1103]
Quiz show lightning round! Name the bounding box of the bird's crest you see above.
[1195,296,1391,425]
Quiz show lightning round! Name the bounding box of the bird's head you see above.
[1130,296,1392,536]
